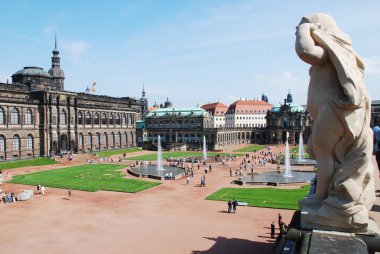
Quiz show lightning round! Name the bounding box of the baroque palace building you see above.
[141,92,311,151]
[0,39,142,161]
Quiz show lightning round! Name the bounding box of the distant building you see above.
[265,91,311,144]
[371,99,380,126]
[0,38,142,160]
[145,107,212,150]
[225,98,272,128]
[201,102,228,128]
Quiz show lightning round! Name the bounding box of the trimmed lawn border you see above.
[0,158,58,170]
[8,164,160,193]
[233,145,265,153]
[94,147,142,157]
[206,185,310,210]
[126,151,243,161]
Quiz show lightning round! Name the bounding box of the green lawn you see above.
[8,164,160,193]
[233,145,265,153]
[0,158,58,170]
[206,186,310,210]
[94,147,142,157]
[126,151,243,161]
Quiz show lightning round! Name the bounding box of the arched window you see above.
[94,113,100,125]
[27,134,33,150]
[60,109,67,125]
[124,132,128,146]
[78,133,83,147]
[78,112,83,125]
[116,114,121,125]
[109,113,114,125]
[86,112,92,125]
[128,114,132,125]
[12,134,20,151]
[0,135,5,152]
[11,108,19,124]
[0,107,4,124]
[110,132,115,147]
[123,114,127,125]
[130,131,134,145]
[103,132,108,147]
[102,113,107,125]
[87,133,92,149]
[96,133,100,146]
[24,108,33,124]
[117,132,121,146]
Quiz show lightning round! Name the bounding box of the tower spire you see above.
[48,32,65,90]
[142,81,146,98]
[54,32,57,50]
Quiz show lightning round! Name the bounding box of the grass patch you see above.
[0,158,58,170]
[94,147,142,157]
[233,145,265,153]
[126,151,243,161]
[8,164,160,193]
[206,185,310,210]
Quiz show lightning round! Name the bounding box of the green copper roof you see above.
[13,66,51,78]
[146,107,209,118]
[271,103,305,113]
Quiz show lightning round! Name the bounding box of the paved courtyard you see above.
[0,145,379,254]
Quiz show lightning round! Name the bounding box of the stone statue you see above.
[295,13,376,233]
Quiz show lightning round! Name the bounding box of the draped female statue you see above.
[295,13,376,232]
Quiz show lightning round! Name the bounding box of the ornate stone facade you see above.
[0,41,142,160]
[265,102,311,145]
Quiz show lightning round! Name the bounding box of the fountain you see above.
[202,135,207,160]
[128,135,184,180]
[278,134,317,166]
[234,132,316,185]
[284,132,293,177]
[298,133,304,161]
[157,135,163,170]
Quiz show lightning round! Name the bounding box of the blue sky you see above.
[1,0,380,107]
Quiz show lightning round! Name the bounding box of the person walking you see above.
[278,213,283,229]
[68,189,72,200]
[373,118,380,176]
[227,200,232,213]
[41,185,45,195]
[232,198,238,213]
[271,221,276,239]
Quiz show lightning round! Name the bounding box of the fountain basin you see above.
[128,165,184,180]
[234,171,315,186]
[278,158,317,166]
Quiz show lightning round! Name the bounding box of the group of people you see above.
[227,199,238,213]
[270,213,288,239]
[1,192,19,203]
[164,172,174,180]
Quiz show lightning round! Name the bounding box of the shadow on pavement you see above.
[191,236,273,254]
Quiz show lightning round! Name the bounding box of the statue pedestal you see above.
[280,210,380,254]
[308,230,367,254]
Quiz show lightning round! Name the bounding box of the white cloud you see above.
[62,41,90,62]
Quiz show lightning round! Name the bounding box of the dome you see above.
[13,66,51,78]
[48,67,65,78]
